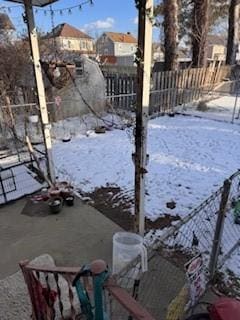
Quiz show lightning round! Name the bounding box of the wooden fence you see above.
[103,65,232,114]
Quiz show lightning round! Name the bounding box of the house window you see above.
[75,60,84,77]
[68,40,72,49]
[104,48,109,55]
[81,41,86,50]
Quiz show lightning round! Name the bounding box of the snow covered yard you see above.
[53,114,240,221]
[177,94,240,124]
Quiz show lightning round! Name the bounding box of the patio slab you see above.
[0,196,121,279]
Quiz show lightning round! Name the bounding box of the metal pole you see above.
[236,80,240,119]
[134,0,153,235]
[209,179,231,280]
[23,0,55,184]
[231,82,239,123]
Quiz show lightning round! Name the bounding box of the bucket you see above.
[48,197,63,214]
[65,195,74,206]
[112,232,148,275]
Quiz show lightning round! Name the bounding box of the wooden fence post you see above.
[209,179,232,280]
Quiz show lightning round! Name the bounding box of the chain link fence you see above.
[115,170,240,320]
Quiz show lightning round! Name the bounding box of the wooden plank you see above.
[174,70,179,110]
[190,69,194,103]
[182,68,188,105]
[197,68,204,99]
[158,71,163,114]
[169,71,174,112]
[155,72,160,113]
[167,71,172,113]
[171,71,177,112]
[192,68,198,101]
[162,71,166,113]
[160,72,163,112]
[185,69,189,103]
[178,69,184,105]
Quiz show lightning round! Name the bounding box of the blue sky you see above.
[1,0,142,38]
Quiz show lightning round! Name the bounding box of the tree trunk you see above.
[226,0,240,65]
[163,0,179,71]
[192,0,210,67]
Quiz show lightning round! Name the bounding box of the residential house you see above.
[96,32,137,57]
[152,43,164,62]
[206,34,226,61]
[44,23,94,54]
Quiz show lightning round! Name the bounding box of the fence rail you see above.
[20,259,156,320]
[104,65,233,114]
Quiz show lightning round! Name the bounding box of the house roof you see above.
[0,13,15,30]
[207,34,226,46]
[105,32,137,44]
[46,23,92,40]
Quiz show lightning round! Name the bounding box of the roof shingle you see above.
[105,32,137,44]
[47,23,92,40]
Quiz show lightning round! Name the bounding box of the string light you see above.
[0,1,94,16]
[36,1,93,15]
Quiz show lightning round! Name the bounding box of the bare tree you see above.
[226,0,240,65]
[162,0,179,71]
[192,0,210,67]
[0,38,35,104]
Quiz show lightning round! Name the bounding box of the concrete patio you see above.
[0,196,121,279]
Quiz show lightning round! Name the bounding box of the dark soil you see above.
[81,186,180,232]
[157,246,195,270]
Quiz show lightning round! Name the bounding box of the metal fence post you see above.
[209,179,231,280]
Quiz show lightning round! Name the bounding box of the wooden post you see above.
[23,0,55,184]
[134,0,153,235]
[209,179,231,280]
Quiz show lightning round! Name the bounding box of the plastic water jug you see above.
[112,232,148,274]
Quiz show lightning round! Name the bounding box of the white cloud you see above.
[134,16,138,25]
[83,17,115,32]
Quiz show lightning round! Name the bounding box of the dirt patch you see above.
[80,186,180,232]
[158,246,195,270]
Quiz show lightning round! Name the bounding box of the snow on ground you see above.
[0,164,43,204]
[53,115,240,221]
[223,245,240,276]
[177,95,240,124]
